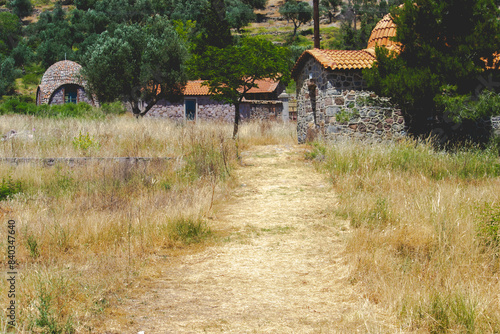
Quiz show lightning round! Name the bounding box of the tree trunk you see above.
[313,0,320,48]
[233,101,241,139]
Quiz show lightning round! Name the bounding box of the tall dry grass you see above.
[310,138,500,333]
[0,115,296,332]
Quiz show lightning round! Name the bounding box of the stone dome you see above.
[36,60,88,105]
[365,13,400,55]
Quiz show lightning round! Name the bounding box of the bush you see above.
[0,98,107,118]
[0,176,22,200]
[100,101,126,115]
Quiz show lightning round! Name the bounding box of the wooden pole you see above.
[313,0,320,48]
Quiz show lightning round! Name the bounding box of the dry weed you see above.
[0,116,293,331]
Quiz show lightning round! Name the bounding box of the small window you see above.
[64,85,78,104]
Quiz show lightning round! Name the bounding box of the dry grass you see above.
[0,115,295,332]
[310,138,500,333]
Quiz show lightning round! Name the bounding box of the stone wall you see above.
[147,97,285,122]
[248,102,283,120]
[48,85,95,105]
[296,57,406,143]
[147,96,236,121]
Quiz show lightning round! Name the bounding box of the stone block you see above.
[328,125,341,133]
[335,97,344,105]
[326,107,339,116]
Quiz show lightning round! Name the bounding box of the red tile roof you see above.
[183,79,281,96]
[365,13,401,56]
[291,49,376,79]
[184,80,210,95]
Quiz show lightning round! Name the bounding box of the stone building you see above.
[147,79,287,121]
[292,12,500,143]
[292,14,405,143]
[36,60,97,106]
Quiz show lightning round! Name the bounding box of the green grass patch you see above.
[167,218,211,244]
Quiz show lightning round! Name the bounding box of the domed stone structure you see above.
[36,60,97,106]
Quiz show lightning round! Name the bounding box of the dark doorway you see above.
[185,99,196,120]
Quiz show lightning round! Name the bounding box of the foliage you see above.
[0,12,21,55]
[72,131,100,154]
[7,0,33,18]
[0,98,106,118]
[11,42,34,67]
[192,0,234,55]
[189,37,292,138]
[21,63,44,86]
[364,0,500,135]
[82,19,188,116]
[0,56,20,96]
[226,0,255,32]
[279,0,312,37]
[26,2,79,68]
[332,0,402,50]
[437,86,500,123]
[320,0,341,23]
[0,176,23,200]
[335,107,359,123]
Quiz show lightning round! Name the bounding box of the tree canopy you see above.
[81,20,188,116]
[363,0,500,135]
[189,37,292,138]
[7,0,33,19]
[279,0,312,37]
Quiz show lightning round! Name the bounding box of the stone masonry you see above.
[296,57,405,143]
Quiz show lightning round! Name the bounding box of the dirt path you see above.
[102,145,392,333]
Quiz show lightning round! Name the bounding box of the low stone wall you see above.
[0,157,171,167]
[247,102,283,120]
[296,57,405,143]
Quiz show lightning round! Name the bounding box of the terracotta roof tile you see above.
[245,78,280,94]
[184,80,211,95]
[183,79,280,96]
[367,13,401,51]
[291,49,376,78]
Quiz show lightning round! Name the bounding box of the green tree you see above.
[332,0,401,50]
[0,56,20,96]
[363,0,500,134]
[0,12,21,55]
[320,0,341,23]
[279,0,313,37]
[82,20,188,116]
[189,37,292,138]
[192,0,234,55]
[226,0,255,32]
[7,0,33,19]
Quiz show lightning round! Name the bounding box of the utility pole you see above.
[313,0,320,48]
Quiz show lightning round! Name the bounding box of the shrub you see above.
[0,176,22,200]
